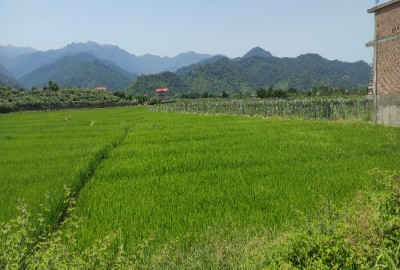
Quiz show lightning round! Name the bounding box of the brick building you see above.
[367,0,400,126]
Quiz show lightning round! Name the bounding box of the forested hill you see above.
[0,62,13,78]
[0,63,21,88]
[0,73,22,89]
[176,47,273,75]
[1,42,213,78]
[241,46,273,59]
[127,53,371,97]
[20,53,137,91]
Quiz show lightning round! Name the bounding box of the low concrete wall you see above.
[376,95,400,126]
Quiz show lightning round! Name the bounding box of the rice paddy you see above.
[0,108,133,222]
[1,106,399,262]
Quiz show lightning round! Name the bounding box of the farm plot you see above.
[149,97,373,121]
[1,106,399,267]
[0,107,136,223]
[73,108,400,257]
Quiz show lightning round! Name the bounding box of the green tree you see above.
[48,80,59,92]
[266,87,274,98]
[256,88,267,98]
[135,95,148,105]
[273,89,287,98]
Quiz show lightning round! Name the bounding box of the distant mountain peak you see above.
[0,45,38,58]
[63,41,121,52]
[242,47,273,59]
[177,51,201,56]
[297,53,324,59]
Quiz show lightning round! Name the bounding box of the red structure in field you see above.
[155,88,169,101]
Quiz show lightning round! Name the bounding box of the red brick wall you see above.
[377,40,400,95]
[376,2,400,40]
[375,1,400,96]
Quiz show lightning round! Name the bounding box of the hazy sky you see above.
[0,0,379,63]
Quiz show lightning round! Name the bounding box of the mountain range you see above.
[0,42,212,79]
[0,42,371,93]
[19,53,137,91]
[0,42,212,90]
[0,63,22,88]
[127,49,371,97]
[0,45,38,64]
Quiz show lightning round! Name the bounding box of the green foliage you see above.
[263,171,400,269]
[134,94,148,105]
[0,88,133,113]
[150,97,373,122]
[113,91,130,99]
[221,90,229,98]
[48,80,59,92]
[0,195,147,269]
[257,87,288,98]
[256,88,267,98]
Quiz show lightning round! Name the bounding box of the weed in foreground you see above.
[0,190,148,270]
[263,170,400,269]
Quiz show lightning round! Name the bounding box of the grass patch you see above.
[263,170,400,269]
[2,171,400,269]
[0,107,399,268]
[0,107,135,224]
[72,108,399,256]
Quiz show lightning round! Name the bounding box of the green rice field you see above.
[0,109,131,223]
[1,106,399,265]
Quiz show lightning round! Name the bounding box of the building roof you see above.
[155,88,169,93]
[368,0,400,13]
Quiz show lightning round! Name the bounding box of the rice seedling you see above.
[72,107,399,257]
[1,106,398,267]
[0,107,135,224]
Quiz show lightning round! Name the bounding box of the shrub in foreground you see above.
[0,192,148,269]
[264,170,400,269]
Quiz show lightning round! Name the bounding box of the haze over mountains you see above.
[0,68,21,89]
[0,41,213,90]
[0,41,371,93]
[0,41,212,77]
[0,45,38,63]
